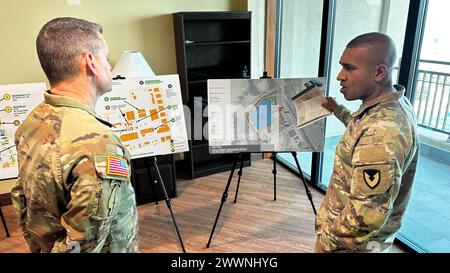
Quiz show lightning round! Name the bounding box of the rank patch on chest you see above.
[106,155,129,177]
[363,169,381,189]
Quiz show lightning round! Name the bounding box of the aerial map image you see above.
[207,77,327,153]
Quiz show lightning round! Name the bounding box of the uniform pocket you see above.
[90,153,129,220]
[351,144,396,196]
[90,180,122,220]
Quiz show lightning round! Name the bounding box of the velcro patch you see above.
[351,163,394,195]
[363,169,381,189]
[93,154,130,181]
[106,155,129,177]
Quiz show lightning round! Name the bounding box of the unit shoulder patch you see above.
[363,169,381,189]
[351,163,394,195]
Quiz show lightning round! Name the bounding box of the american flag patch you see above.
[106,155,129,177]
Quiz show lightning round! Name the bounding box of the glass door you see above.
[276,0,410,183]
[319,0,410,188]
[276,0,324,178]
[397,0,450,253]
[276,0,450,252]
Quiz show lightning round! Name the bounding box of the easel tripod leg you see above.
[207,153,240,248]
[272,152,277,201]
[151,157,186,253]
[233,153,245,203]
[145,160,158,205]
[291,152,317,215]
[0,206,10,238]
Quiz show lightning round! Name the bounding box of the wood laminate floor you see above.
[0,159,406,253]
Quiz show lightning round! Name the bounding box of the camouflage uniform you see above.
[11,90,139,253]
[314,85,418,252]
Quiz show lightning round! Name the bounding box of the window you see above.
[320,0,409,188]
[275,0,450,252]
[397,0,450,253]
[276,0,324,178]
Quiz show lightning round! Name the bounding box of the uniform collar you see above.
[351,84,405,118]
[44,90,114,128]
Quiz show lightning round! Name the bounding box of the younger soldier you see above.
[315,32,418,253]
[11,17,139,253]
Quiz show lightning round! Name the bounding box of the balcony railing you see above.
[412,59,450,138]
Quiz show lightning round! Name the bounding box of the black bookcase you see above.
[130,155,176,205]
[173,12,251,179]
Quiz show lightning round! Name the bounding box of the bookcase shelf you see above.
[173,11,252,179]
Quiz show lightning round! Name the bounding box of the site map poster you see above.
[96,75,189,159]
[0,82,46,180]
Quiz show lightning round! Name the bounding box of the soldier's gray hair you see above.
[36,17,104,85]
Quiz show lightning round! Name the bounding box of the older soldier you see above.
[315,32,418,253]
[11,17,139,253]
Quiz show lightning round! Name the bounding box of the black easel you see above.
[207,71,318,248]
[111,75,185,252]
[207,152,316,248]
[147,156,186,253]
[0,205,10,238]
[233,152,278,203]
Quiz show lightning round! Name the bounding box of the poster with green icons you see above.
[96,75,188,159]
[0,82,46,180]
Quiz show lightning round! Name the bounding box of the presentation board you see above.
[96,75,189,159]
[207,77,327,153]
[0,82,46,180]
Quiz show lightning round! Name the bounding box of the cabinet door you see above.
[131,156,175,205]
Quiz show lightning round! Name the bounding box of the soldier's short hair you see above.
[36,17,104,85]
[346,32,397,69]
